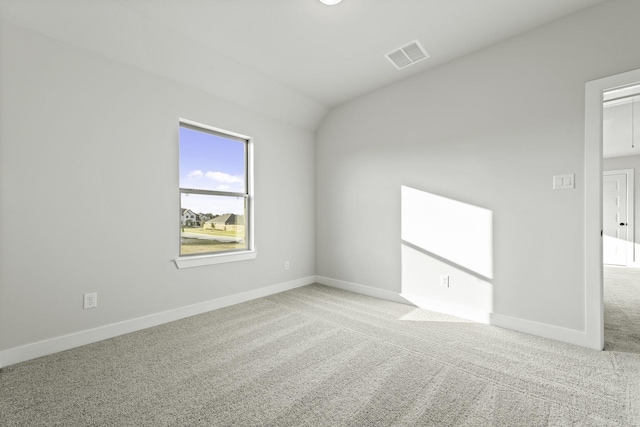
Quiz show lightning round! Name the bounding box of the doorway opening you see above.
[601,84,640,352]
[602,169,634,266]
[585,68,640,350]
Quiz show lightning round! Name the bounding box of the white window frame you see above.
[174,118,256,269]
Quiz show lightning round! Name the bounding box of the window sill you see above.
[174,251,257,269]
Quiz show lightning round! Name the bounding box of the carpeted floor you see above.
[1,283,639,426]
[604,265,640,353]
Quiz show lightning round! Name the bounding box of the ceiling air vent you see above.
[386,40,430,70]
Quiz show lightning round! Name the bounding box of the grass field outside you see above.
[180,239,245,255]
[181,226,245,238]
[180,226,246,255]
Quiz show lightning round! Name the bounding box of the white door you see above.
[603,172,630,265]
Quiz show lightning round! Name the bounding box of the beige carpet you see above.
[1,284,639,426]
[604,265,640,353]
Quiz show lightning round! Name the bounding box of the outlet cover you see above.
[284,260,290,270]
[83,292,97,309]
[439,275,450,287]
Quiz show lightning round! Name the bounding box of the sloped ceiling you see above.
[0,0,608,130]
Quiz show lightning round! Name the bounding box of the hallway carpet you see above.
[604,265,640,353]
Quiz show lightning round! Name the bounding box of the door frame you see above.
[585,68,640,350]
[603,169,634,266]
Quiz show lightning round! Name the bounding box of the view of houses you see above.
[180,208,246,255]
[180,208,244,231]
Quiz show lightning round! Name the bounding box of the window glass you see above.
[179,122,250,257]
[179,126,246,193]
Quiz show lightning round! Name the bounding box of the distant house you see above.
[204,214,244,231]
[181,208,197,226]
[198,213,213,225]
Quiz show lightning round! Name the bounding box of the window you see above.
[176,119,254,267]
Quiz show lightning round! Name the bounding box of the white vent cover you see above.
[386,40,430,70]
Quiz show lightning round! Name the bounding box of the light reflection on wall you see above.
[400,186,494,323]
[603,236,636,266]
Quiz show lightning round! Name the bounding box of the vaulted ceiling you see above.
[0,0,609,129]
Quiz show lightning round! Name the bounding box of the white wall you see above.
[604,154,640,263]
[316,0,640,338]
[4,0,640,359]
[0,22,316,354]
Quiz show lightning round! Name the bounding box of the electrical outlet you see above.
[439,275,450,287]
[284,260,290,270]
[84,292,97,309]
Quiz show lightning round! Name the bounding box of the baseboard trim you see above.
[314,276,410,305]
[0,276,314,368]
[490,313,587,347]
[1,276,591,368]
[315,276,491,323]
[316,275,589,348]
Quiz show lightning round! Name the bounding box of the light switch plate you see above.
[553,174,575,190]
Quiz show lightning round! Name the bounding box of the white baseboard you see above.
[315,276,490,323]
[1,276,592,368]
[316,275,590,348]
[314,276,411,305]
[490,313,588,347]
[0,276,314,369]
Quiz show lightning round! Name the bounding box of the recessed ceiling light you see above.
[319,0,342,5]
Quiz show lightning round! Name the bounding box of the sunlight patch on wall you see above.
[603,235,636,266]
[401,186,493,279]
[400,186,494,323]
